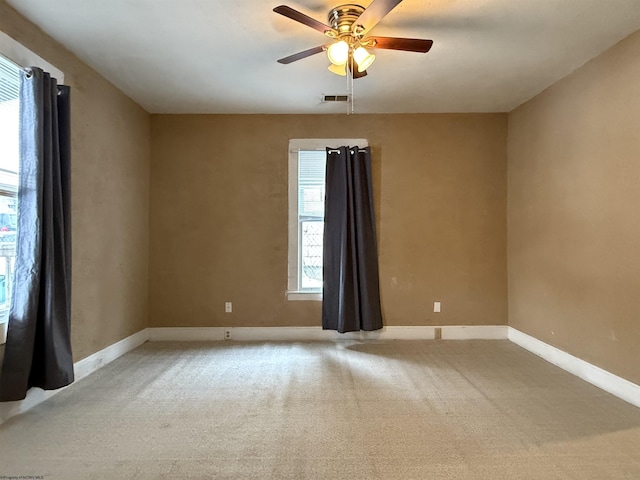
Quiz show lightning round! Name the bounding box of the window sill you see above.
[286,291,322,301]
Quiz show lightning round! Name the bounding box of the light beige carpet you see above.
[0,340,639,479]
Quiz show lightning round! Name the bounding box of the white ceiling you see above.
[6,0,640,114]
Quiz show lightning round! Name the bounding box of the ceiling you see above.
[6,0,640,114]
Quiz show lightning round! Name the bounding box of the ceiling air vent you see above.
[322,94,350,102]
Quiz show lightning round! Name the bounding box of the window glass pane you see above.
[0,196,16,311]
[0,55,19,325]
[298,151,326,290]
[300,220,323,289]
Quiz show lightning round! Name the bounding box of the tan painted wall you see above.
[508,30,640,385]
[150,114,507,328]
[0,2,150,361]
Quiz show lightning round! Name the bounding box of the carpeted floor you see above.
[0,340,639,479]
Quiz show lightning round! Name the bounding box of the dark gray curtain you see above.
[0,68,73,401]
[322,146,383,333]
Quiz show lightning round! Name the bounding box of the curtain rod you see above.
[327,148,367,154]
[291,148,360,154]
[290,146,368,154]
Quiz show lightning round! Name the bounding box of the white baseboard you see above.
[442,325,508,340]
[146,325,509,342]
[227,326,439,341]
[148,326,439,342]
[0,329,148,424]
[73,329,148,382]
[508,327,640,409]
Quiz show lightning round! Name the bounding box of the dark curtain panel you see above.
[0,68,73,401]
[322,146,383,333]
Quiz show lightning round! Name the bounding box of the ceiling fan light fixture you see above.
[328,62,347,76]
[274,1,434,85]
[327,40,349,65]
[353,46,375,72]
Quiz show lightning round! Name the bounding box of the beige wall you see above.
[0,2,150,361]
[508,30,640,385]
[150,114,507,328]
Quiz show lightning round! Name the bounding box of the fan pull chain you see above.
[346,54,354,115]
[346,56,350,115]
[350,55,355,115]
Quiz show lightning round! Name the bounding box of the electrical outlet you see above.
[434,301,441,313]
[225,302,232,313]
[224,329,231,340]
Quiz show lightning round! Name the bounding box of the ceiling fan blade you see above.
[352,0,403,34]
[277,45,327,64]
[368,36,433,53]
[273,5,337,36]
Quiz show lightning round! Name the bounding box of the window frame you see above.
[286,138,368,301]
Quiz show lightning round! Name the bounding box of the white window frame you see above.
[0,31,64,344]
[287,138,368,301]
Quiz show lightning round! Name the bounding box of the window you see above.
[0,54,20,334]
[287,138,368,301]
[0,32,64,343]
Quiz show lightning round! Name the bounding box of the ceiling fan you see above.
[273,0,433,78]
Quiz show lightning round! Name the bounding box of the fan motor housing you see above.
[328,4,365,35]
